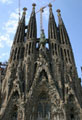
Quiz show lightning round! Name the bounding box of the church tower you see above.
[0,3,82,120]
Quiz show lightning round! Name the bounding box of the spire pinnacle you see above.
[23,7,27,15]
[27,3,37,39]
[48,3,52,11]
[18,0,21,21]
[56,9,63,25]
[48,5,57,39]
[56,9,61,17]
[32,3,36,11]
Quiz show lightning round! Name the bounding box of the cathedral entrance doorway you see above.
[36,91,51,120]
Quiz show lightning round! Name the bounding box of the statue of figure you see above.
[39,29,47,59]
[40,29,46,46]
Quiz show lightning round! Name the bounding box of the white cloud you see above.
[0,52,9,59]
[0,37,4,48]
[0,42,4,48]
[0,9,19,51]
[10,12,19,20]
[0,34,13,47]
[3,9,19,34]
[0,8,28,61]
[0,0,13,4]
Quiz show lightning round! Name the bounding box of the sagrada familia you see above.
[0,3,82,120]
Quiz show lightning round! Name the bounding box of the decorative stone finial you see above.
[23,7,27,15]
[48,3,52,8]
[48,3,52,11]
[56,9,63,25]
[56,9,61,16]
[32,3,36,10]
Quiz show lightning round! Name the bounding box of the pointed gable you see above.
[9,8,27,62]
[48,4,57,40]
[27,3,37,39]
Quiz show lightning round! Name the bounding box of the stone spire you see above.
[9,8,27,63]
[0,9,28,118]
[48,4,60,60]
[27,3,37,39]
[57,9,76,65]
[56,10,81,104]
[57,9,70,45]
[57,9,63,25]
[24,4,37,93]
[48,3,57,40]
[14,7,27,44]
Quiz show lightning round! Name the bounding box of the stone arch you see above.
[37,69,48,84]
[13,48,17,60]
[28,64,61,100]
[36,42,39,50]
[45,42,49,50]
[26,64,65,120]
[36,91,51,120]
[20,47,25,59]
[66,94,81,120]
[10,104,18,120]
[12,90,19,99]
[17,47,20,60]
[26,86,51,120]
[68,94,75,102]
[34,62,37,75]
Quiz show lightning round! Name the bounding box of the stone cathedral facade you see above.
[0,3,82,120]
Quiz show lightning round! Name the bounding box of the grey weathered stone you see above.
[0,4,82,120]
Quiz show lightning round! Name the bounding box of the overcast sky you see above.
[0,0,82,78]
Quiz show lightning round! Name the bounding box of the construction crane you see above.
[36,0,55,32]
[18,0,21,22]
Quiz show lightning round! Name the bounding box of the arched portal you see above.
[37,91,51,120]
[11,105,18,120]
[29,91,51,120]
